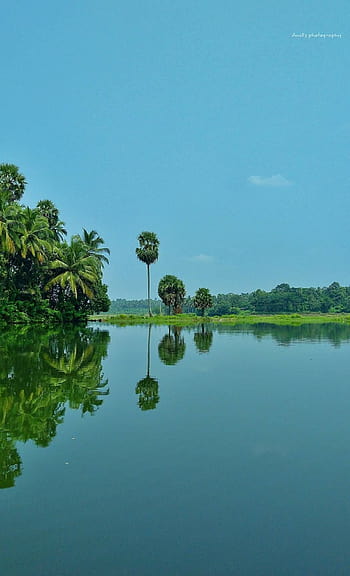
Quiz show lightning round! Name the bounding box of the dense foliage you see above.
[108,298,165,315]
[205,282,350,315]
[0,164,110,324]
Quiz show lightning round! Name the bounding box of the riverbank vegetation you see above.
[89,312,350,327]
[0,164,110,325]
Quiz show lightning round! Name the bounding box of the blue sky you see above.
[1,0,348,299]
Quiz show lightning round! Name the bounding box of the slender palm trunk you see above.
[147,264,152,317]
[146,324,151,376]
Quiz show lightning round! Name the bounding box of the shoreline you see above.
[88,313,350,327]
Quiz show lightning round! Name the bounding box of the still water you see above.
[2,322,350,575]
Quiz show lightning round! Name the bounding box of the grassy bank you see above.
[89,313,350,327]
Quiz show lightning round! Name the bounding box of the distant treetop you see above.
[0,164,26,202]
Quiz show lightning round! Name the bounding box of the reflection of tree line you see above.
[0,326,109,489]
[214,322,350,347]
[135,325,213,411]
[135,321,350,410]
[5,322,340,485]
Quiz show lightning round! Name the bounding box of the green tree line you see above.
[206,282,350,315]
[110,282,350,316]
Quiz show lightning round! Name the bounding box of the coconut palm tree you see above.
[20,207,54,263]
[36,200,67,242]
[78,228,110,268]
[136,231,159,316]
[45,237,99,299]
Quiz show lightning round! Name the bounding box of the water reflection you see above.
[214,322,350,347]
[3,321,350,485]
[135,325,159,410]
[158,326,186,365]
[0,434,21,490]
[194,324,213,353]
[135,326,187,412]
[0,326,109,488]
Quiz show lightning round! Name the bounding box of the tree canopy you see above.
[0,164,26,202]
[193,288,213,316]
[158,275,186,314]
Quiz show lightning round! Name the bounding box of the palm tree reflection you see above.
[194,324,213,354]
[0,326,110,488]
[158,326,186,365]
[136,325,159,410]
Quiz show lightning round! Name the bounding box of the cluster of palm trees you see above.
[135,231,189,316]
[0,164,110,323]
[136,230,213,316]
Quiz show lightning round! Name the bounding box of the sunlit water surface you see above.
[2,322,350,575]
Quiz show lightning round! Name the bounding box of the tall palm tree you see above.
[136,231,159,316]
[45,237,99,299]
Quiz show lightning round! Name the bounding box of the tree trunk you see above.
[147,264,152,317]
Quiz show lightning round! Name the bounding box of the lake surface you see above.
[2,322,350,575]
